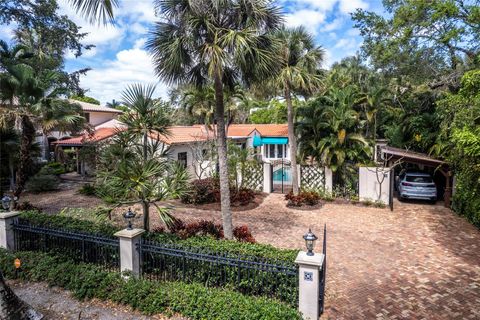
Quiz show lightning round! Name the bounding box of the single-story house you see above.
[53,122,290,178]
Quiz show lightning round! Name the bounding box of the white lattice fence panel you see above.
[300,165,326,190]
[242,161,264,191]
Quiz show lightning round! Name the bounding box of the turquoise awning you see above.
[253,136,288,146]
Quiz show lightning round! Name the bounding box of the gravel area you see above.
[9,280,185,320]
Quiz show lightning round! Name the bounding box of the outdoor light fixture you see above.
[1,195,13,211]
[123,208,136,230]
[303,228,318,256]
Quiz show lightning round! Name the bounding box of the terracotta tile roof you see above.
[70,100,123,114]
[226,125,256,137]
[53,127,123,146]
[249,124,288,137]
[152,126,211,145]
[54,123,288,147]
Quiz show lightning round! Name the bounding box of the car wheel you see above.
[398,194,404,202]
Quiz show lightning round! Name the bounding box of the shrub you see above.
[374,200,386,208]
[285,191,320,207]
[181,178,219,204]
[181,178,257,206]
[233,225,256,243]
[0,250,301,320]
[26,174,59,193]
[78,183,97,196]
[39,162,65,175]
[231,188,256,206]
[19,211,298,262]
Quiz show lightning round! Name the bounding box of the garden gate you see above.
[270,159,292,194]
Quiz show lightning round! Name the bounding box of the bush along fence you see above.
[0,211,327,320]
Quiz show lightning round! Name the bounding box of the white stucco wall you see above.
[89,112,118,126]
[359,166,391,204]
[168,144,215,179]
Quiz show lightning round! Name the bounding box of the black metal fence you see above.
[12,221,120,271]
[139,240,299,305]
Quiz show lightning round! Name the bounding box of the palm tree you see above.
[68,0,117,24]
[118,83,172,229]
[298,86,370,172]
[270,26,324,195]
[146,0,282,239]
[0,42,43,197]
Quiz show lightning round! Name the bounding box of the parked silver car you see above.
[396,172,437,202]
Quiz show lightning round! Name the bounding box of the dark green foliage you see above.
[25,174,59,193]
[70,95,100,105]
[39,162,65,175]
[19,211,118,236]
[78,183,97,196]
[18,211,298,262]
[0,250,301,320]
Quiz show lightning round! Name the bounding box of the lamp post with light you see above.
[122,208,136,230]
[295,228,325,320]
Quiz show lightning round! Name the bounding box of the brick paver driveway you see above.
[168,194,480,319]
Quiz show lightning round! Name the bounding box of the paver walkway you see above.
[23,184,480,319]
[166,194,480,319]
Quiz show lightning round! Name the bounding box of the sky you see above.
[1,0,383,104]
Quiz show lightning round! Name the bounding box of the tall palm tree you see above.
[270,26,324,195]
[146,0,282,239]
[119,83,172,229]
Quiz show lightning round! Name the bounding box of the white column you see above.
[114,228,145,277]
[295,251,325,320]
[324,167,333,192]
[297,165,301,189]
[0,211,20,250]
[263,163,272,193]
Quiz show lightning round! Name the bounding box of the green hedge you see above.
[0,250,301,320]
[19,211,298,262]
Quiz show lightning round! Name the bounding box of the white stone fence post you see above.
[114,228,145,277]
[263,163,272,193]
[0,211,20,250]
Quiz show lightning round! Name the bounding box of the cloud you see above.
[285,9,326,35]
[78,45,168,104]
[338,0,369,14]
[324,17,345,31]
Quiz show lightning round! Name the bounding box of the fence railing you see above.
[12,221,120,271]
[139,240,299,305]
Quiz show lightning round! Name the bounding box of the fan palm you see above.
[146,0,282,239]
[270,26,324,195]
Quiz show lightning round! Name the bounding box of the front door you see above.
[271,159,292,193]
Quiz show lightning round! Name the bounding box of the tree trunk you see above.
[142,132,150,230]
[9,158,15,191]
[142,200,149,230]
[214,72,233,239]
[42,132,50,161]
[14,115,36,198]
[285,86,299,195]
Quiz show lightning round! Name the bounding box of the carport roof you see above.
[381,146,448,168]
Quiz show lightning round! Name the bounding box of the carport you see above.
[381,146,452,208]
